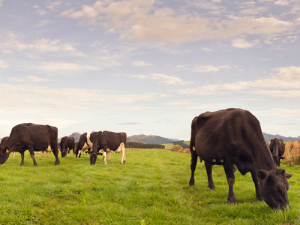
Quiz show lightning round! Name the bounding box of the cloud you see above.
[0,83,169,112]
[177,66,300,99]
[32,62,99,71]
[232,38,259,49]
[0,0,3,7]
[0,32,86,57]
[0,60,9,69]
[131,61,152,67]
[240,7,268,15]
[274,0,290,6]
[192,65,219,73]
[9,76,50,83]
[132,73,192,85]
[47,1,63,10]
[116,122,140,125]
[201,47,214,52]
[61,0,294,45]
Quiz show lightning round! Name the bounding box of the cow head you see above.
[88,150,102,165]
[61,149,67,157]
[0,146,10,164]
[257,168,292,210]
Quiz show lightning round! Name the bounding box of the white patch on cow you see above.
[46,145,52,152]
[103,151,107,164]
[86,133,93,147]
[220,159,224,163]
[212,159,216,163]
[192,146,195,151]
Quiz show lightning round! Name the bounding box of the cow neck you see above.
[253,143,277,171]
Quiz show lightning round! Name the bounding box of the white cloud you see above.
[232,38,259,49]
[201,47,214,52]
[47,1,63,10]
[177,66,300,99]
[0,32,86,57]
[132,73,192,85]
[33,62,99,71]
[192,65,219,72]
[131,61,152,67]
[9,76,50,83]
[274,0,290,6]
[0,59,9,69]
[61,1,294,45]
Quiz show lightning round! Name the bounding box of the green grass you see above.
[0,150,299,224]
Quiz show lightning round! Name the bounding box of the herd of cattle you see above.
[0,123,127,166]
[0,108,294,210]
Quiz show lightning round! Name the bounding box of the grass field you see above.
[0,149,299,225]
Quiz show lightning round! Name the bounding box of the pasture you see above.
[0,149,299,225]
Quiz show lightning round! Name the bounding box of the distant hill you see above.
[263,133,300,142]
[58,132,81,143]
[127,134,175,145]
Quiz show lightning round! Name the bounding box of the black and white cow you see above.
[60,136,75,157]
[76,133,93,158]
[89,131,126,165]
[189,108,291,210]
[0,123,60,166]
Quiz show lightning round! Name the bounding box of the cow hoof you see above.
[189,180,195,186]
[208,185,216,190]
[228,198,237,205]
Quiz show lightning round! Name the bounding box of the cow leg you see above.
[28,147,38,166]
[189,149,198,186]
[20,152,25,166]
[223,164,237,204]
[51,145,60,165]
[77,150,82,158]
[251,171,263,201]
[103,151,107,164]
[205,162,215,190]
[107,151,111,161]
[13,152,16,159]
[122,143,126,164]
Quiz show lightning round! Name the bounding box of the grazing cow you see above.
[0,137,8,148]
[60,136,75,157]
[76,133,93,158]
[0,123,60,166]
[269,138,285,167]
[89,131,126,165]
[189,108,291,210]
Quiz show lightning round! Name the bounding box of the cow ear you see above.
[286,173,292,179]
[257,170,269,180]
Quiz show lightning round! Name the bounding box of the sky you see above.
[0,0,299,140]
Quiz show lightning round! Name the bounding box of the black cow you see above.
[189,108,291,210]
[0,137,8,148]
[76,133,93,158]
[60,136,75,157]
[89,131,126,165]
[269,138,285,167]
[0,123,60,166]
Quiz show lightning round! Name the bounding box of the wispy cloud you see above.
[9,76,51,83]
[0,59,9,69]
[32,62,98,71]
[132,73,192,85]
[131,61,152,67]
[177,66,300,99]
[232,38,260,49]
[0,31,86,57]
